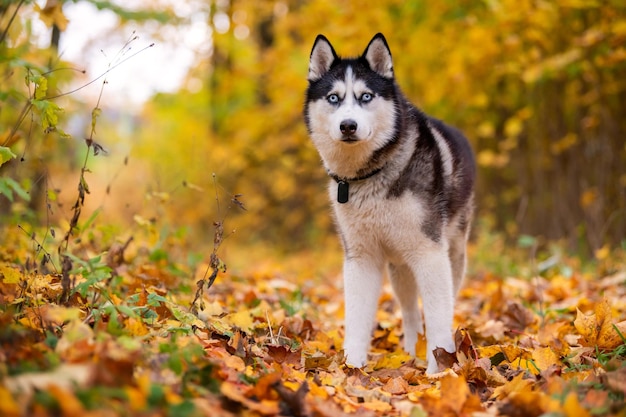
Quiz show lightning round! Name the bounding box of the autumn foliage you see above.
[1,227,626,416]
[1,1,626,416]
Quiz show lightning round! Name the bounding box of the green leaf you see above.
[0,146,16,166]
[0,177,30,202]
[147,293,169,306]
[80,207,101,233]
[517,235,538,248]
[168,400,196,417]
[0,179,13,202]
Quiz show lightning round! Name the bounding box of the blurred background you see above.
[1,0,625,271]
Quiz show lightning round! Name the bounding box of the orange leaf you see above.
[48,385,85,417]
[423,374,484,415]
[220,382,280,415]
[381,376,408,395]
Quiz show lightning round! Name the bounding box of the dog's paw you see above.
[344,357,367,368]
[343,348,367,368]
[425,362,439,375]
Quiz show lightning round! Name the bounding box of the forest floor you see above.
[0,225,625,417]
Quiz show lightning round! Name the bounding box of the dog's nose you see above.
[340,119,358,136]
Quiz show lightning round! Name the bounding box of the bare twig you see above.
[190,174,246,314]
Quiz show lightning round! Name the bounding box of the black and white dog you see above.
[304,33,475,374]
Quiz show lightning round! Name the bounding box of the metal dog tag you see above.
[337,181,349,204]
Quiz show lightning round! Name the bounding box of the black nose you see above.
[340,119,357,136]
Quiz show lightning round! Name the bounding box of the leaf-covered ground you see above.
[0,227,625,417]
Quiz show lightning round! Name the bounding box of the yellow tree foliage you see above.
[134,0,626,252]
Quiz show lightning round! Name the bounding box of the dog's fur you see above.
[304,33,476,374]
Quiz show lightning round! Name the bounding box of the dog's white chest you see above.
[331,188,430,261]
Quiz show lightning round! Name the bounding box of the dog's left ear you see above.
[363,33,394,78]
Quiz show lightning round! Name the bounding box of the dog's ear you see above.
[308,35,337,82]
[363,33,393,78]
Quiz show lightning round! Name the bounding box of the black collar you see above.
[327,165,385,204]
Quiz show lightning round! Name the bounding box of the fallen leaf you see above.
[0,264,21,284]
[5,363,95,396]
[48,384,85,417]
[381,376,408,395]
[602,366,626,395]
[476,319,506,341]
[574,299,626,350]
[0,386,20,417]
[492,372,534,400]
[531,346,560,372]
[220,381,280,415]
[502,302,535,331]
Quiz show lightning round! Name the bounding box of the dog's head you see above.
[304,34,399,152]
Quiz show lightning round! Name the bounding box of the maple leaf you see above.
[574,298,626,350]
[422,374,484,415]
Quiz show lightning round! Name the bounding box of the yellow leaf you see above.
[44,305,82,324]
[307,381,329,400]
[550,133,578,155]
[477,344,532,363]
[125,317,149,336]
[560,392,592,417]
[125,386,147,412]
[374,351,412,370]
[477,149,496,167]
[225,309,255,333]
[34,0,69,31]
[594,245,610,261]
[361,399,393,413]
[223,355,246,372]
[0,386,20,417]
[415,332,427,360]
[573,299,626,350]
[511,357,541,375]
[508,391,550,416]
[531,347,560,372]
[0,264,21,284]
[48,385,85,416]
[504,116,523,138]
[574,308,599,346]
[493,372,534,400]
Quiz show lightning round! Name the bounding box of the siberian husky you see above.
[304,33,476,374]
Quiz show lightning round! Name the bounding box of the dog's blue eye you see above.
[327,94,339,104]
[361,93,373,103]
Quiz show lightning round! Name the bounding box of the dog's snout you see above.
[340,119,358,136]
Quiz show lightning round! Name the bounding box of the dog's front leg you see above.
[409,251,455,374]
[342,256,383,368]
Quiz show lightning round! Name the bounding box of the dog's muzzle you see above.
[340,119,358,140]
